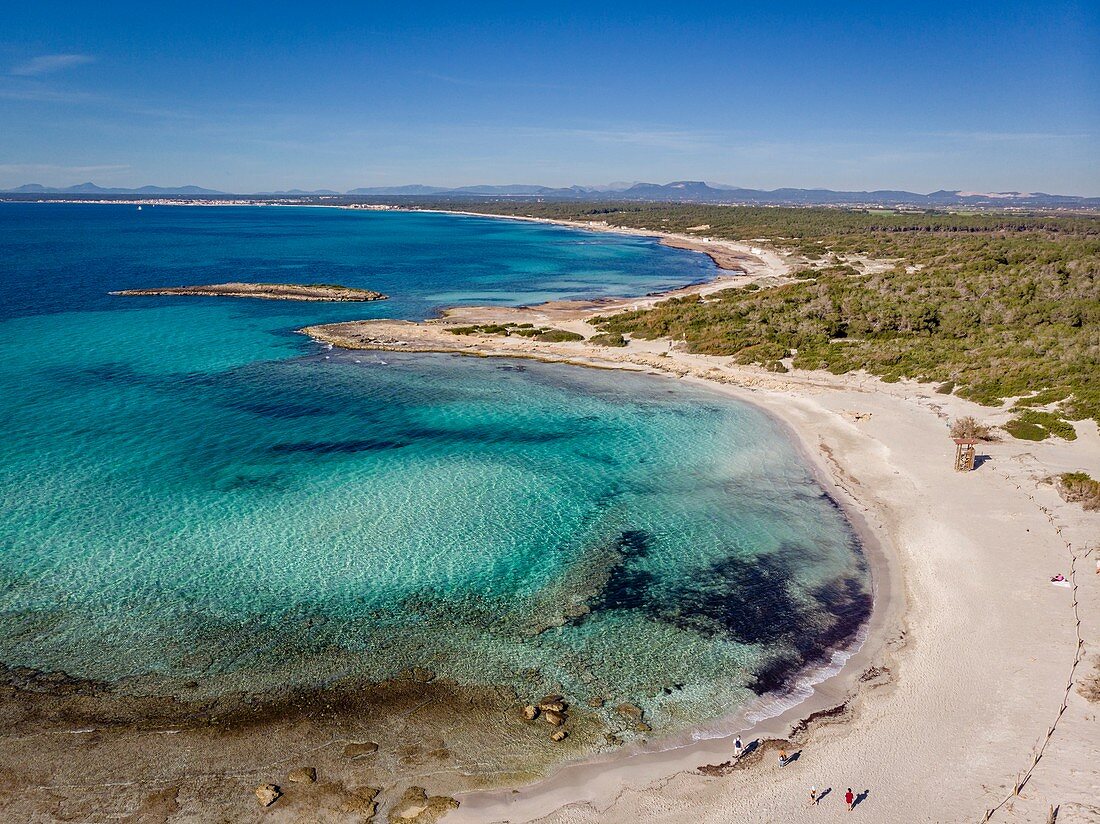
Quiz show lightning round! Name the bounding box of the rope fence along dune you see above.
[979,482,1087,823]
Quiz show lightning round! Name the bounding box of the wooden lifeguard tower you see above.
[953,438,977,472]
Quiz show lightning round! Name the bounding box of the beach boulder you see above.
[254,784,281,807]
[543,709,566,727]
[287,766,317,784]
[343,786,380,820]
[550,729,568,742]
[387,786,459,822]
[344,741,379,758]
[522,704,540,720]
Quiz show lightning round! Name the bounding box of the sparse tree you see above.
[950,416,992,441]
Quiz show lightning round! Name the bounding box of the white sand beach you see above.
[305,218,1100,823]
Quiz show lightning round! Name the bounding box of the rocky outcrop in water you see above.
[110,282,388,302]
[615,702,644,721]
[387,786,459,822]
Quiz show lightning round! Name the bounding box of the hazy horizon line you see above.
[3,179,1098,198]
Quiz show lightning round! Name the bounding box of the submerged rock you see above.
[254,784,281,807]
[344,741,380,758]
[616,702,644,721]
[387,786,459,822]
[537,694,564,709]
[287,766,317,783]
[343,786,380,820]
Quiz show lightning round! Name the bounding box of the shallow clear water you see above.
[0,203,868,730]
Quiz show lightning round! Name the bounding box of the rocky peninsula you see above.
[111,282,387,301]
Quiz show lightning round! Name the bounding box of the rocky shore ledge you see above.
[111,281,388,301]
[0,662,620,821]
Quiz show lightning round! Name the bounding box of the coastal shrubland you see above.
[447,324,512,336]
[434,203,1098,433]
[535,329,585,342]
[590,332,628,347]
[446,323,585,342]
[593,226,1098,434]
[1004,410,1078,441]
[1055,472,1100,510]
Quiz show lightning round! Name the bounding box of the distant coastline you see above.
[3,180,1098,209]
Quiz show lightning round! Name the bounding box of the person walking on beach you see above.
[809,786,817,806]
[845,788,855,811]
[733,737,743,759]
[778,748,788,767]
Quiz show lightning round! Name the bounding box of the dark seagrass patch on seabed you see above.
[583,532,873,697]
[269,438,409,454]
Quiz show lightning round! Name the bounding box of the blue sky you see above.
[1,1,1097,193]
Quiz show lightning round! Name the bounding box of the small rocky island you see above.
[111,282,388,302]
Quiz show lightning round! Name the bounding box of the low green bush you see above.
[535,329,585,343]
[1057,472,1100,510]
[1004,419,1047,440]
[590,332,627,347]
[1005,410,1077,441]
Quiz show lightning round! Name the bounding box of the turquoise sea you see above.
[0,204,868,733]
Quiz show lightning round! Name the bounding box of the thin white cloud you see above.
[0,85,100,103]
[926,130,1089,142]
[0,78,195,121]
[11,53,95,76]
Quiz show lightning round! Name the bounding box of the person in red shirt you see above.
[845,788,855,811]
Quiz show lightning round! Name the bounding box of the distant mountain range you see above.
[3,180,1097,208]
[5,182,226,195]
